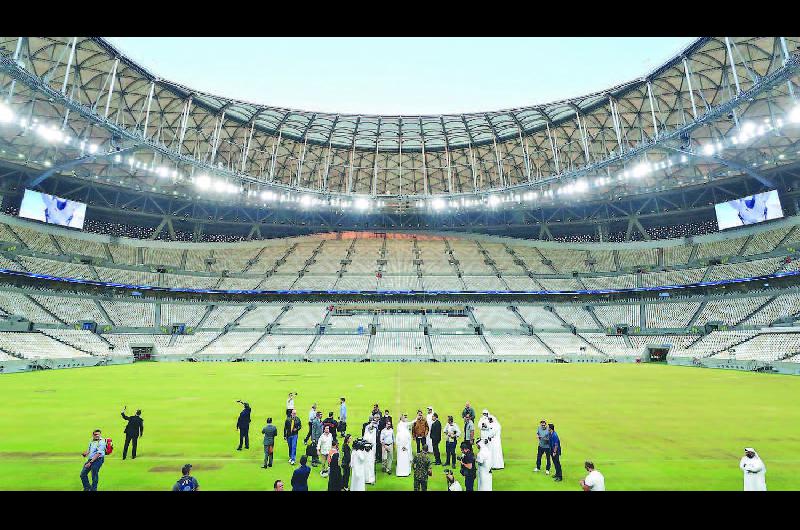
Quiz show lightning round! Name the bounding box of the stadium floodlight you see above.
[488,195,501,207]
[36,124,63,143]
[261,190,275,201]
[88,143,98,154]
[0,102,14,123]
[431,198,446,210]
[790,105,800,124]
[156,166,168,177]
[300,195,313,207]
[702,144,715,156]
[632,162,651,178]
[354,197,371,210]
[194,174,211,190]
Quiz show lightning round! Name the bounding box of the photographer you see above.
[120,406,143,460]
[350,438,371,491]
[286,392,298,418]
[459,441,476,491]
[445,469,462,491]
[236,400,251,451]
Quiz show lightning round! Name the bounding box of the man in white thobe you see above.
[350,440,368,491]
[425,406,435,452]
[477,410,491,443]
[740,447,767,491]
[395,414,413,477]
[487,415,504,469]
[363,419,378,484]
[475,438,493,491]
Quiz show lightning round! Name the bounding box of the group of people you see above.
[75,396,769,492]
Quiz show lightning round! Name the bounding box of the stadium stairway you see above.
[25,295,66,325]
[686,301,707,328]
[585,306,605,330]
[738,295,779,325]
[93,300,114,325]
[531,332,557,356]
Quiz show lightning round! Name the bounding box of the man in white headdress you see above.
[739,447,767,491]
[363,418,378,485]
[477,410,491,443]
[475,438,493,491]
[425,406,435,452]
[487,414,504,469]
[349,439,368,491]
[395,413,413,477]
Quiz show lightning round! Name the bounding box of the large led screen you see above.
[18,189,87,229]
[714,190,783,230]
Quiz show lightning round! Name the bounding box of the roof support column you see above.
[372,143,379,196]
[322,141,332,191]
[296,134,308,187]
[242,121,255,173]
[609,97,624,154]
[103,58,119,119]
[347,145,355,193]
[421,139,429,196]
[724,37,742,94]
[211,112,226,164]
[493,137,504,187]
[646,80,659,139]
[444,145,453,193]
[468,141,477,192]
[518,126,532,183]
[576,111,590,164]
[682,57,698,119]
[60,37,77,96]
[269,127,281,182]
[546,122,560,174]
[177,96,192,155]
[142,81,155,139]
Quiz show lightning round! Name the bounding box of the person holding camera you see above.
[236,400,251,451]
[445,469,462,491]
[444,416,461,468]
[120,406,143,460]
[350,438,370,491]
[459,441,476,491]
[286,392,298,418]
[411,445,432,491]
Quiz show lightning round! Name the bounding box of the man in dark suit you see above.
[236,400,252,451]
[430,413,443,465]
[121,406,144,460]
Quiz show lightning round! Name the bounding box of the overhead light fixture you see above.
[431,198,446,210]
[194,174,211,190]
[0,102,13,123]
[790,104,800,124]
[354,197,371,210]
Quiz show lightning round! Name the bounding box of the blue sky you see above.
[105,37,696,115]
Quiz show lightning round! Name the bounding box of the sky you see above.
[105,37,697,116]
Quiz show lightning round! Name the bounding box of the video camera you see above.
[352,438,373,452]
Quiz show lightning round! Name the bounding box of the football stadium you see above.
[0,36,799,492]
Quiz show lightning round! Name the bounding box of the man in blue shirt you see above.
[291,455,311,491]
[338,397,347,438]
[80,429,106,491]
[172,463,200,491]
[549,423,562,482]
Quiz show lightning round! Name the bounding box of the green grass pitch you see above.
[0,362,798,491]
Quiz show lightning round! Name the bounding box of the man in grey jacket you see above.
[262,417,278,469]
[309,411,324,466]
